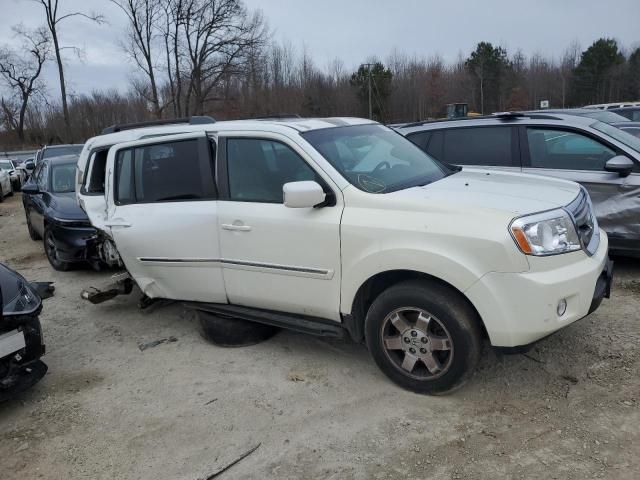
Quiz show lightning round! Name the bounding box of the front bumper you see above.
[49,223,98,263]
[465,232,612,347]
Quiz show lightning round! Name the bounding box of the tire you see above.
[197,310,279,347]
[0,184,3,203]
[365,279,482,395]
[44,227,71,271]
[26,213,41,241]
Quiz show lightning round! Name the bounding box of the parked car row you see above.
[7,104,639,395]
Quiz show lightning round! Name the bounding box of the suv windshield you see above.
[302,124,448,193]
[51,163,76,193]
[43,145,83,159]
[0,160,14,170]
[591,121,640,152]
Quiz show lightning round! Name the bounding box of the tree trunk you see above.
[51,26,70,138]
[17,94,28,142]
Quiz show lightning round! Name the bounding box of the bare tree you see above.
[180,0,268,115]
[31,0,104,136]
[110,0,164,118]
[0,26,50,142]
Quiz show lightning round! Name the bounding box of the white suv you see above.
[76,117,613,394]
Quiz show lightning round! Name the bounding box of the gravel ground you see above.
[1,192,638,480]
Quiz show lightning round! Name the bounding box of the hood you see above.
[50,192,91,221]
[389,169,581,217]
[0,263,41,318]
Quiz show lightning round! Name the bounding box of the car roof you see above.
[396,112,597,133]
[84,117,375,151]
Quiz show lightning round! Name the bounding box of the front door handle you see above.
[105,219,132,228]
[221,223,252,232]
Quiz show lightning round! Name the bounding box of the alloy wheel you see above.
[380,307,454,380]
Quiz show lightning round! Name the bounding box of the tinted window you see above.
[443,127,514,167]
[612,108,640,121]
[406,131,431,150]
[227,139,320,203]
[527,128,616,171]
[426,130,444,160]
[115,139,207,204]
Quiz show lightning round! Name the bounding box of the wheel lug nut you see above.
[404,337,410,343]
[411,331,417,337]
[409,348,416,354]
[421,337,428,343]
[420,348,427,354]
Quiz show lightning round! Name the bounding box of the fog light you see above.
[557,298,567,316]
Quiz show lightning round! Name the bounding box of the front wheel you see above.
[44,228,71,271]
[365,280,482,395]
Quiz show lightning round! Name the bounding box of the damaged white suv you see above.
[76,116,612,394]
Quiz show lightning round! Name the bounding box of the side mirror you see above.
[21,183,40,194]
[283,181,326,208]
[604,155,635,177]
[24,161,35,170]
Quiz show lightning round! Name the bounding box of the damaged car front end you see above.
[0,263,48,402]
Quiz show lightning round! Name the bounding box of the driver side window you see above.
[527,128,616,171]
[226,138,321,203]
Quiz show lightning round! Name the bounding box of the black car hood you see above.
[49,192,89,221]
[0,263,41,318]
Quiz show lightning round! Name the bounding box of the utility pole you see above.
[361,63,375,119]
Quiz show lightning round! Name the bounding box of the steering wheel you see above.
[372,161,391,173]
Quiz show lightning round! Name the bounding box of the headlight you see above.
[510,209,581,256]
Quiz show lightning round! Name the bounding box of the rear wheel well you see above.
[348,270,487,342]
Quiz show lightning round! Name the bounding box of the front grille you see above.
[565,187,599,256]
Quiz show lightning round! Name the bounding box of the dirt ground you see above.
[0,192,638,480]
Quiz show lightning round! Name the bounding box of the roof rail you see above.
[251,114,302,120]
[101,116,216,135]
[398,111,563,128]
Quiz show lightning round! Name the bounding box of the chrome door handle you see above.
[105,220,132,228]
[221,223,252,232]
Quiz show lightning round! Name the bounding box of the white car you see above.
[0,167,13,201]
[76,116,613,394]
[0,159,25,191]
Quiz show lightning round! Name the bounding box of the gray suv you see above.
[397,113,640,256]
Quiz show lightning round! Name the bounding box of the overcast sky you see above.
[1,0,638,97]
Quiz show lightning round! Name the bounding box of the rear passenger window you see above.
[526,128,616,171]
[443,127,514,167]
[115,139,210,205]
[227,138,321,203]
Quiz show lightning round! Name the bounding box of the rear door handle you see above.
[105,219,132,228]
[221,223,252,232]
